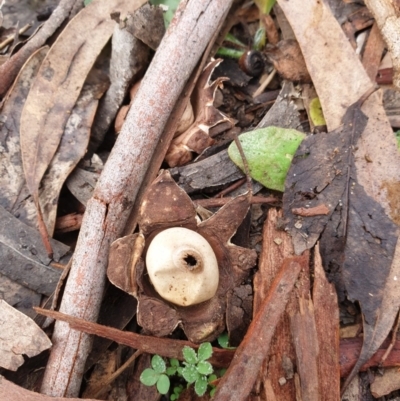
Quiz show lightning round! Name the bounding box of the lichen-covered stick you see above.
[41,0,234,397]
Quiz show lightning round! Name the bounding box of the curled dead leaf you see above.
[107,170,257,342]
[165,59,235,167]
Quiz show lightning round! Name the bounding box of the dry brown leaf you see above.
[370,367,400,397]
[39,69,109,235]
[165,59,235,167]
[0,375,99,401]
[278,0,400,387]
[20,0,146,209]
[0,299,51,371]
[0,46,47,219]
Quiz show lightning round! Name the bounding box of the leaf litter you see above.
[2,0,400,399]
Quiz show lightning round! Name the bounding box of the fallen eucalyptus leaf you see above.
[282,90,399,388]
[0,47,47,222]
[20,0,146,220]
[0,299,52,371]
[39,68,109,235]
[278,0,400,387]
[228,127,305,192]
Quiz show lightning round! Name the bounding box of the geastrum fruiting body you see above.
[107,170,257,343]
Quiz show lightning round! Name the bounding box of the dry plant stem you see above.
[35,307,400,379]
[364,0,400,89]
[34,308,235,368]
[0,0,81,97]
[41,1,234,397]
[214,178,246,197]
[212,258,302,401]
[123,16,225,236]
[194,196,280,208]
[0,23,32,50]
[233,133,252,194]
[253,68,277,98]
[380,309,400,365]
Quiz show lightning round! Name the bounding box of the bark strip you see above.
[212,258,303,401]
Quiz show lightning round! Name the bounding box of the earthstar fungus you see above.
[107,170,257,343]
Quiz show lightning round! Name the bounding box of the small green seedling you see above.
[181,343,214,396]
[140,354,170,395]
[217,332,236,350]
[140,342,219,399]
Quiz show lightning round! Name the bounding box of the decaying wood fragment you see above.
[291,204,330,217]
[212,257,303,401]
[252,209,297,399]
[41,0,235,397]
[313,245,340,401]
[290,298,319,400]
[364,0,400,89]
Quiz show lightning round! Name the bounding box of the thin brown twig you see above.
[0,23,32,50]
[87,349,143,399]
[233,133,252,195]
[214,177,247,198]
[194,195,280,208]
[380,309,400,365]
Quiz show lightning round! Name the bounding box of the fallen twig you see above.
[34,307,235,369]
[41,0,234,397]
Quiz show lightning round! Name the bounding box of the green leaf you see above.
[217,332,230,349]
[253,27,266,51]
[151,354,166,374]
[149,0,179,27]
[177,366,184,376]
[210,387,217,397]
[197,342,212,361]
[195,375,208,396]
[208,374,217,383]
[254,0,277,14]
[173,384,184,395]
[170,358,180,367]
[156,374,170,395]
[197,361,213,375]
[309,97,326,127]
[228,127,306,192]
[166,366,177,376]
[140,368,159,386]
[183,346,198,364]
[182,364,200,384]
[395,130,400,150]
